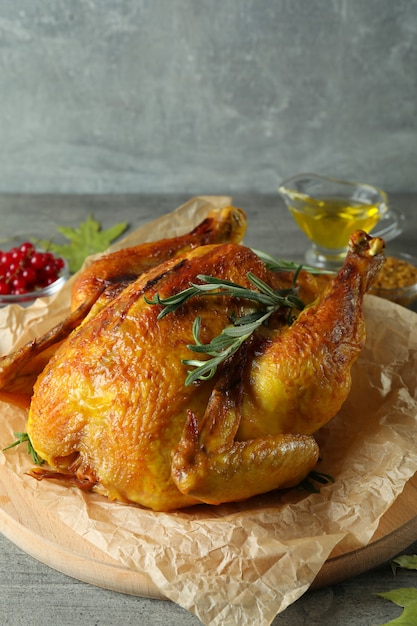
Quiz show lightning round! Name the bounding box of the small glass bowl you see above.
[369,252,417,308]
[0,269,69,307]
[0,237,69,307]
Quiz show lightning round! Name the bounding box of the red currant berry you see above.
[19,242,35,257]
[11,276,27,292]
[44,276,58,286]
[7,261,20,275]
[0,281,11,295]
[43,263,58,277]
[30,252,47,270]
[21,267,36,286]
[11,248,24,263]
[0,251,13,267]
[54,257,65,271]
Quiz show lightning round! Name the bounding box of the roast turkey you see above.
[0,208,385,511]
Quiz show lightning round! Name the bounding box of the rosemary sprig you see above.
[252,248,333,275]
[299,469,335,493]
[2,432,45,466]
[145,273,304,318]
[146,272,305,385]
[182,310,272,385]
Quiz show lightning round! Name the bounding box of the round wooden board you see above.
[1,463,417,598]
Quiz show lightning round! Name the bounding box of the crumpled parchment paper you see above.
[1,196,417,626]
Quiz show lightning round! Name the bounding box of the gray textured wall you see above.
[1,0,416,194]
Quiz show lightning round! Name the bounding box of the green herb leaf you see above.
[299,470,335,493]
[3,432,44,465]
[376,588,417,624]
[37,214,128,273]
[391,555,417,576]
[183,314,259,385]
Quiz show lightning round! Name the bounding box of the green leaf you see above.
[392,556,417,575]
[376,588,417,625]
[3,432,44,465]
[37,214,128,273]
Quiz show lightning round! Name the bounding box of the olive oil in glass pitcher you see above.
[278,174,388,270]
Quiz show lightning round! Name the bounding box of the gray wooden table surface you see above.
[1,192,417,626]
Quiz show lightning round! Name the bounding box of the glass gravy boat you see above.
[278,173,389,270]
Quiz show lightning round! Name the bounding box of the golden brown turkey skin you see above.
[70,205,247,311]
[0,206,247,410]
[237,231,385,439]
[172,232,385,505]
[28,244,274,510]
[26,231,384,511]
